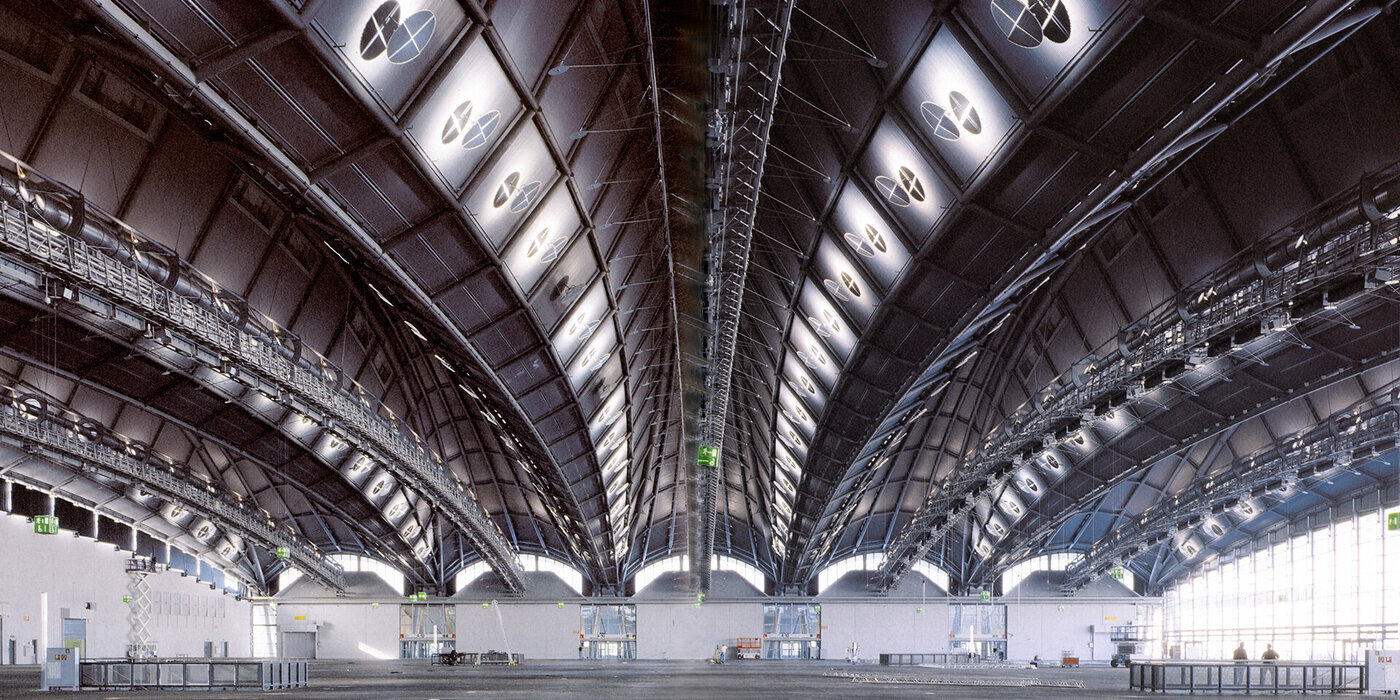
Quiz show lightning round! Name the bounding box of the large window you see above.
[816,554,951,594]
[762,604,821,659]
[632,555,689,593]
[580,604,636,659]
[1000,552,1082,593]
[454,554,584,594]
[399,604,455,659]
[252,602,277,658]
[714,555,767,592]
[1164,504,1400,661]
[278,554,403,592]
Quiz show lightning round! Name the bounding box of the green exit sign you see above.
[122,594,133,603]
[1111,568,1125,580]
[34,515,59,534]
[979,591,991,601]
[1388,510,1400,531]
[697,446,718,467]
[275,546,291,559]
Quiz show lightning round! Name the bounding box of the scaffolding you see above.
[124,558,158,659]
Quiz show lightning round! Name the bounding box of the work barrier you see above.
[78,658,308,690]
[1129,660,1365,693]
[878,653,974,665]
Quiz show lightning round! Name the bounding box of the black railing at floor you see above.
[78,658,308,690]
[1129,660,1366,693]
[878,653,976,666]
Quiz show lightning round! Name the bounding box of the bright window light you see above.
[714,555,767,592]
[634,555,689,593]
[912,561,951,593]
[1164,505,1400,661]
[455,555,583,595]
[1001,552,1080,593]
[816,552,885,593]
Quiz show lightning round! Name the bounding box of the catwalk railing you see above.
[0,188,524,593]
[0,395,345,590]
[874,173,1400,592]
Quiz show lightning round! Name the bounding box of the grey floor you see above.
[0,659,1158,698]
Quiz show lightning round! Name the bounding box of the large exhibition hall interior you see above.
[0,0,1396,696]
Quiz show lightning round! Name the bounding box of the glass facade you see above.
[1164,505,1400,661]
[762,604,821,659]
[580,604,636,659]
[399,604,455,659]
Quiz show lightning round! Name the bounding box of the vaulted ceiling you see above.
[0,0,1396,596]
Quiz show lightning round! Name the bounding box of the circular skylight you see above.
[525,227,568,263]
[843,223,888,257]
[990,0,1071,49]
[441,101,474,144]
[874,166,926,207]
[493,172,544,212]
[360,2,436,64]
[921,91,983,141]
[461,110,501,150]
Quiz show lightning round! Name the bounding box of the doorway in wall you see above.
[950,639,1007,661]
[281,631,316,659]
[399,604,456,659]
[579,604,636,659]
[761,604,821,659]
[947,603,1006,660]
[580,640,635,659]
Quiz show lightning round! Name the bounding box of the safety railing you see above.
[0,193,524,592]
[877,184,1400,592]
[0,399,345,590]
[79,657,308,690]
[1128,660,1366,693]
[878,652,975,666]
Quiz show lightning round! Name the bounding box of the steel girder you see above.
[0,177,527,594]
[1060,390,1400,593]
[696,0,796,592]
[794,0,1373,589]
[874,168,1400,593]
[0,389,347,590]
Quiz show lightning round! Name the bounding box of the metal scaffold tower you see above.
[125,557,158,659]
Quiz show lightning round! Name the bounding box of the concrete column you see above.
[38,591,47,668]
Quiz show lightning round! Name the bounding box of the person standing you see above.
[1260,644,1280,687]
[1232,642,1249,687]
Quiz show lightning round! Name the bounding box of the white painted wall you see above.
[635,602,764,660]
[272,600,400,660]
[820,601,949,659]
[1006,598,1155,662]
[254,569,1161,662]
[456,602,579,659]
[0,513,251,662]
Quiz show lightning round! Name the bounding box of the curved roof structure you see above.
[0,0,1396,597]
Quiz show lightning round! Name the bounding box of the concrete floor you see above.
[0,660,1158,698]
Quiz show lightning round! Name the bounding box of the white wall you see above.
[635,602,763,660]
[1006,597,1155,662]
[820,601,949,659]
[272,601,400,660]
[456,602,579,659]
[0,513,251,662]
[255,580,1159,662]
